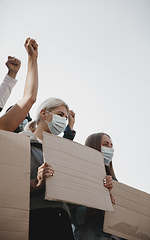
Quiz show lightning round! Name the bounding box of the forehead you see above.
[101,134,112,144]
[51,105,68,115]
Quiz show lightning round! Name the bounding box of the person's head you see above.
[28,98,69,135]
[85,132,117,180]
[85,132,112,152]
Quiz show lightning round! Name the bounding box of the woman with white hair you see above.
[24,97,75,240]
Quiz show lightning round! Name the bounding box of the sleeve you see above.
[71,206,87,226]
[63,124,76,141]
[0,75,17,111]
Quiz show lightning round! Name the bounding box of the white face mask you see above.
[45,112,66,135]
[101,146,114,166]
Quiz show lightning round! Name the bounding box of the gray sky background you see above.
[0,0,150,193]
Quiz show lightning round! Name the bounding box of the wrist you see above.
[28,55,38,62]
[68,124,73,131]
[7,70,17,79]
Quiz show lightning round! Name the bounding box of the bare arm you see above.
[0,38,38,131]
[22,38,38,104]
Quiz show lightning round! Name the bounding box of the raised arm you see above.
[0,37,38,131]
[6,56,21,79]
[23,38,38,104]
[0,57,21,112]
[63,110,76,140]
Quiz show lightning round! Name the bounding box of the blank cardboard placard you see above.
[103,181,150,240]
[43,132,113,212]
[0,130,30,240]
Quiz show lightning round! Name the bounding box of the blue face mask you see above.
[101,146,114,166]
[45,112,66,135]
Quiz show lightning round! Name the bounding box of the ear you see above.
[40,109,47,120]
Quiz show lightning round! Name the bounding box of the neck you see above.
[34,128,43,140]
[34,120,48,140]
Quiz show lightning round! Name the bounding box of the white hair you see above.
[23,98,69,132]
[36,97,69,123]
[24,120,36,132]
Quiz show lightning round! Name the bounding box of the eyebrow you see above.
[58,111,68,119]
[58,111,64,115]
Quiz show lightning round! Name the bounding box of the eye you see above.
[102,142,109,147]
[58,113,63,117]
[103,143,107,146]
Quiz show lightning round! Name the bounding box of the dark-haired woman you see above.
[71,132,125,240]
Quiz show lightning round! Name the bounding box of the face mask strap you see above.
[45,119,49,124]
[45,110,53,115]
[44,110,53,124]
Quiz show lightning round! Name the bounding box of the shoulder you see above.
[19,131,42,148]
[19,130,34,137]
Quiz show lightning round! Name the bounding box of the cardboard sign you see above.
[103,181,150,240]
[0,130,30,240]
[43,132,114,212]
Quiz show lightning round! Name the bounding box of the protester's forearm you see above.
[23,57,38,104]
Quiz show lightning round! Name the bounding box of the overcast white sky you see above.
[0,0,150,194]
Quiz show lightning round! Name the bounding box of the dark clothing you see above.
[63,124,76,140]
[29,208,74,240]
[71,206,109,240]
[71,166,124,240]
